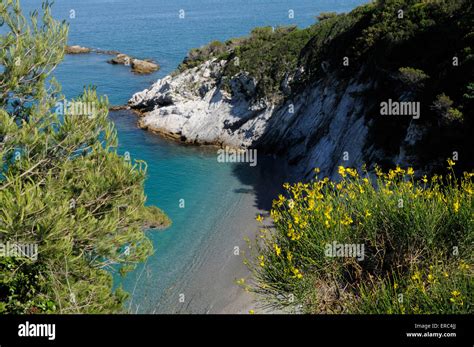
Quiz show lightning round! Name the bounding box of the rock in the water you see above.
[109,105,130,111]
[108,53,132,65]
[67,45,160,75]
[108,53,159,74]
[131,59,159,74]
[65,45,91,54]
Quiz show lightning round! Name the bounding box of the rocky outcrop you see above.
[66,45,159,74]
[131,59,159,74]
[129,57,443,181]
[109,53,131,65]
[129,59,272,147]
[65,45,91,54]
[108,53,159,74]
[129,58,388,179]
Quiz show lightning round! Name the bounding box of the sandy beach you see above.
[121,151,287,314]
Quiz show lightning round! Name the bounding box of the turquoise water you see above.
[20,0,367,313]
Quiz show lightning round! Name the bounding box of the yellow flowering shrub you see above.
[248,164,473,313]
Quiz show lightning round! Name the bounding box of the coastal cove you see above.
[19,0,367,313]
[110,110,288,313]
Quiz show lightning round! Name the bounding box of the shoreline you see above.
[109,106,249,150]
[110,109,288,314]
[134,157,286,314]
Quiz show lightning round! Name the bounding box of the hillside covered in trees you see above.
[173,0,473,176]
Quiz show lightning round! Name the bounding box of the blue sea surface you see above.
[19,0,367,313]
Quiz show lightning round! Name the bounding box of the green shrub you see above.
[0,0,170,313]
[398,67,429,88]
[316,12,337,22]
[446,108,464,123]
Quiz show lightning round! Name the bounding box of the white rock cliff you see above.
[129,59,413,180]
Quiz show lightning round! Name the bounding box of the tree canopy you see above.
[0,0,169,313]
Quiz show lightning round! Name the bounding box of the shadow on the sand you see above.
[230,154,289,212]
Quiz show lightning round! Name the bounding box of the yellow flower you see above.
[411,272,421,281]
[288,199,295,210]
[283,183,290,190]
[256,214,264,223]
[427,274,435,283]
[291,267,303,279]
[395,166,405,175]
[274,194,286,207]
[365,210,372,218]
[287,251,293,262]
[236,278,245,285]
[270,209,280,222]
[249,309,255,314]
[459,262,469,270]
[293,214,300,225]
[341,215,353,226]
[407,167,414,176]
[346,168,358,178]
[375,165,383,177]
[274,244,281,257]
[453,201,460,213]
[451,290,461,297]
[447,158,456,167]
[422,175,428,183]
[314,168,320,174]
[338,166,346,178]
[258,255,265,267]
[394,283,399,289]
[443,271,449,278]
[324,206,332,220]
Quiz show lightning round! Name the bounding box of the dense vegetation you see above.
[178,25,318,101]
[247,164,473,313]
[180,0,473,172]
[0,0,169,313]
